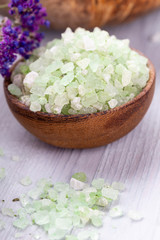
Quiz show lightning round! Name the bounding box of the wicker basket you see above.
[0,0,160,30]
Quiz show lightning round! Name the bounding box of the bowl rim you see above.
[4,50,156,120]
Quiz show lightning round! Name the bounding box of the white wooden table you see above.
[1,10,160,240]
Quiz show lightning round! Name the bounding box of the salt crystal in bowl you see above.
[4,52,155,149]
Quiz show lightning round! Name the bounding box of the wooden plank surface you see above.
[0,9,160,240]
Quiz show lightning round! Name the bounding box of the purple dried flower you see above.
[0,18,18,77]
[9,0,49,32]
[0,0,49,77]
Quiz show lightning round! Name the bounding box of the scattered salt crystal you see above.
[20,176,32,186]
[17,208,27,218]
[37,178,53,188]
[102,187,119,200]
[91,215,103,227]
[72,172,87,182]
[20,194,30,207]
[92,178,104,189]
[28,188,42,200]
[1,208,15,217]
[13,217,30,229]
[15,232,24,238]
[70,178,86,190]
[109,206,124,218]
[0,168,5,181]
[6,172,141,239]
[0,219,5,231]
[32,210,50,225]
[128,210,143,221]
[111,182,125,191]
[12,155,20,161]
[0,148,4,156]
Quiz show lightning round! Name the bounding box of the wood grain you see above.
[0,9,160,240]
[3,55,155,148]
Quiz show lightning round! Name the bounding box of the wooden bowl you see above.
[4,53,155,149]
[0,0,160,30]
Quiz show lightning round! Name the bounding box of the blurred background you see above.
[0,0,160,30]
[0,0,160,71]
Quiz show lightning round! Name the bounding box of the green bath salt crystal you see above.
[1,208,15,217]
[72,172,87,182]
[12,155,20,162]
[92,178,104,189]
[0,219,5,231]
[0,148,4,156]
[14,232,25,238]
[0,168,5,181]
[9,28,149,114]
[8,84,22,97]
[20,176,32,186]
[13,217,30,229]
[128,210,143,221]
[109,206,124,218]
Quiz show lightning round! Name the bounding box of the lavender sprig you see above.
[0,18,18,77]
[0,0,49,78]
[8,0,50,32]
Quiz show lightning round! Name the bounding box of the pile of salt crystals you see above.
[9,27,149,115]
[0,171,143,240]
[12,173,126,240]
